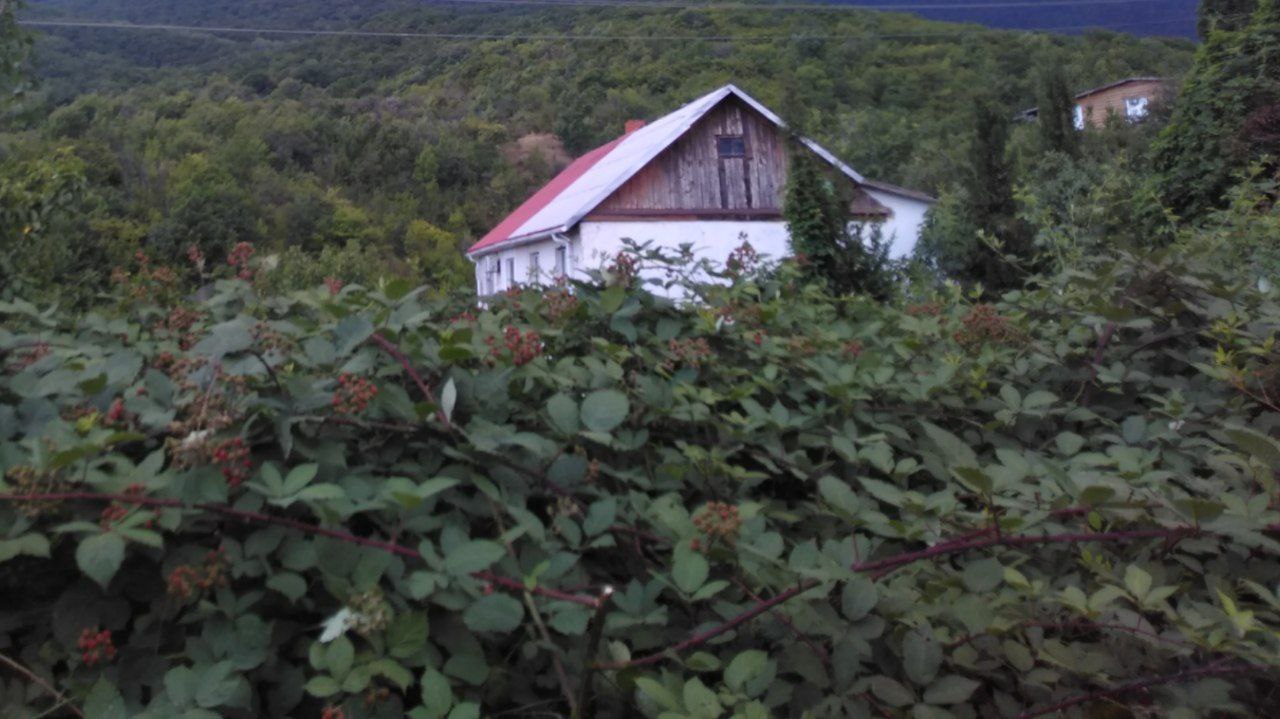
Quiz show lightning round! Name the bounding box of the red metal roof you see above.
[466,134,627,255]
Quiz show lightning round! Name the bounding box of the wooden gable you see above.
[590,96,883,220]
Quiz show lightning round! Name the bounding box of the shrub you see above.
[1,245,1279,717]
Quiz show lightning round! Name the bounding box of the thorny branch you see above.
[0,491,601,607]
[1015,660,1270,718]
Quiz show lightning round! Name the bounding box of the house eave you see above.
[466,227,567,259]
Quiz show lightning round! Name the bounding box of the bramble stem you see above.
[0,491,600,607]
[367,332,451,429]
[0,652,84,718]
[1015,661,1269,718]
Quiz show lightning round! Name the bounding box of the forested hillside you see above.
[2,1,1193,303]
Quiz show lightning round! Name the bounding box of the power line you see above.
[20,16,1198,43]
[370,0,1179,10]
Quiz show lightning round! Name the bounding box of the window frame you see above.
[716,134,747,158]
[554,246,567,277]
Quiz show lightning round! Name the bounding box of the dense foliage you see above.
[1153,0,1280,218]
[782,146,891,299]
[0,1,1194,302]
[3,230,1280,717]
[4,3,1279,718]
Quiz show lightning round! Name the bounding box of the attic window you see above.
[716,136,746,157]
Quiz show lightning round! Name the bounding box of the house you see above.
[1019,77,1169,130]
[466,84,934,297]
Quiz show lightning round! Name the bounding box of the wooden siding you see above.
[596,96,789,214]
[1077,79,1167,128]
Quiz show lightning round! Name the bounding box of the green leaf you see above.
[635,677,680,711]
[419,668,454,719]
[1124,565,1152,600]
[1055,431,1086,455]
[546,393,579,435]
[462,593,524,632]
[0,533,50,561]
[441,378,457,422]
[1225,427,1280,469]
[924,674,980,704]
[326,637,355,679]
[549,606,590,635]
[192,317,254,358]
[869,676,915,707]
[334,315,375,356]
[961,558,1003,593]
[921,421,977,467]
[282,463,319,494]
[580,389,629,433]
[266,572,307,602]
[841,576,878,621]
[447,703,480,719]
[818,475,860,516]
[195,661,245,709]
[682,677,723,717]
[443,540,507,575]
[902,627,942,686]
[724,649,768,693]
[582,497,617,536]
[304,675,341,698]
[76,532,125,588]
[84,679,127,719]
[1175,498,1226,524]
[672,543,709,594]
[387,612,429,658]
[164,667,198,708]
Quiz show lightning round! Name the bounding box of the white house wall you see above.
[577,220,791,297]
[863,190,930,260]
[472,235,570,295]
[472,207,930,296]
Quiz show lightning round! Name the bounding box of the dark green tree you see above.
[918,96,1034,293]
[0,0,29,105]
[148,155,259,263]
[1035,63,1079,157]
[1154,0,1280,219]
[1197,0,1256,38]
[783,142,891,299]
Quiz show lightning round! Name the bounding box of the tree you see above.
[1154,0,1280,219]
[148,154,260,263]
[0,0,30,106]
[1035,62,1079,157]
[919,96,1034,293]
[1197,0,1256,37]
[783,142,891,299]
[403,219,471,291]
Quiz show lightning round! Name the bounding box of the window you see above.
[716,135,746,157]
[485,257,500,295]
[528,252,540,283]
[1072,105,1085,131]
[1125,96,1149,120]
[716,135,752,208]
[554,246,567,277]
[505,258,515,289]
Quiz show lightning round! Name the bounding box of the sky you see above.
[835,0,1199,38]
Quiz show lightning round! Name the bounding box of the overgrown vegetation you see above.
[3,221,1280,717]
[0,0,1194,303]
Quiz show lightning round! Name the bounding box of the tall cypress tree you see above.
[783,142,890,298]
[962,97,1034,292]
[1036,63,1079,157]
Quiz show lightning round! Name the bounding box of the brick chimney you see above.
[624,119,646,134]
